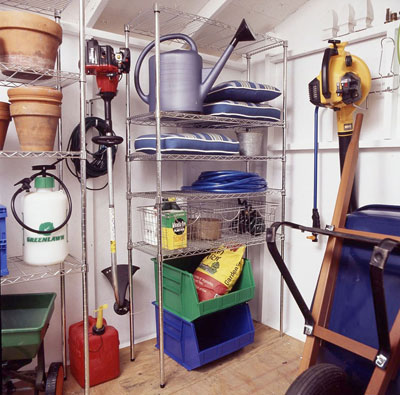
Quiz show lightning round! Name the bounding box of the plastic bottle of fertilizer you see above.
[23,176,68,266]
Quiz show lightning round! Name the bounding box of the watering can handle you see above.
[134,33,198,104]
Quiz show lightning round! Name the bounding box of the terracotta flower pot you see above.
[8,87,62,151]
[0,11,62,73]
[0,102,10,150]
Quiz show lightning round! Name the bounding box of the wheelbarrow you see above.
[1,292,64,394]
[266,114,400,394]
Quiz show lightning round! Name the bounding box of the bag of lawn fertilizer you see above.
[193,244,246,301]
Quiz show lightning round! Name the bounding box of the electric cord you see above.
[11,171,72,235]
[66,117,118,191]
[182,170,267,193]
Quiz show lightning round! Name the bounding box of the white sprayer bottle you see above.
[23,176,68,265]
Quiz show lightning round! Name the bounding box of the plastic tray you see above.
[154,302,254,370]
[153,255,255,321]
[1,293,57,361]
[0,204,7,276]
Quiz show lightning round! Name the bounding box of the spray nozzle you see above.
[92,304,108,335]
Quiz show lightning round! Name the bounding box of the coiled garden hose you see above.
[182,170,267,193]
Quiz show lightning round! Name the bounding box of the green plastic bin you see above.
[153,255,255,322]
[1,293,57,361]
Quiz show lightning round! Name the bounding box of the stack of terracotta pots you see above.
[0,102,10,150]
[0,10,64,151]
[8,87,62,151]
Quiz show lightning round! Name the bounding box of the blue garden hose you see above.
[182,170,267,193]
[311,107,321,241]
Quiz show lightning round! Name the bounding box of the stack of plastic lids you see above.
[182,170,267,193]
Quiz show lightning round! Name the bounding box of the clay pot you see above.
[0,102,10,150]
[0,11,62,72]
[8,87,62,151]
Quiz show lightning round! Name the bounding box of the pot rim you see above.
[8,87,63,100]
[0,11,62,41]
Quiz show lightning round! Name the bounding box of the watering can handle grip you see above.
[134,34,198,105]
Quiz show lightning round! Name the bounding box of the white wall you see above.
[258,0,400,340]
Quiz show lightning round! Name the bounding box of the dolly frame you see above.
[266,114,400,394]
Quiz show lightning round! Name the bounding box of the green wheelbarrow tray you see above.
[1,293,56,361]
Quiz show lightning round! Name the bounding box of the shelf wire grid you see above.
[128,189,282,201]
[129,112,284,129]
[129,152,283,162]
[0,62,80,88]
[0,0,71,15]
[127,6,284,57]
[135,199,278,260]
[0,150,80,158]
[1,254,83,285]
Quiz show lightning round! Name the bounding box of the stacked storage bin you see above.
[152,254,255,370]
[0,205,8,277]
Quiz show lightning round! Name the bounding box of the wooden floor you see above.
[64,322,304,395]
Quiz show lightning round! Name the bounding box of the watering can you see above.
[134,19,256,113]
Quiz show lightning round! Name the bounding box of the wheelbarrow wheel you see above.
[45,362,64,395]
[286,363,352,395]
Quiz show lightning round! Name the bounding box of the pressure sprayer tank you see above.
[23,176,68,265]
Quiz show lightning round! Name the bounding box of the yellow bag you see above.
[193,244,246,301]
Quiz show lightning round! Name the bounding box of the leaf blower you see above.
[309,39,371,214]
[85,39,139,315]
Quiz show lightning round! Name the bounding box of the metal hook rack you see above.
[369,37,399,94]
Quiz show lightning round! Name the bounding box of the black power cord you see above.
[66,117,118,191]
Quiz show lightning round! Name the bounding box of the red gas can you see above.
[69,316,120,388]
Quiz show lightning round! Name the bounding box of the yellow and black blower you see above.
[309,39,371,212]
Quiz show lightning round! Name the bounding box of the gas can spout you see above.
[92,304,108,335]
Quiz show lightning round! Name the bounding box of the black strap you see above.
[266,225,315,333]
[369,238,400,369]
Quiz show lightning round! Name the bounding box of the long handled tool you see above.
[85,39,139,315]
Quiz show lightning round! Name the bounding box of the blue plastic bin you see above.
[318,205,400,394]
[153,302,254,370]
[0,205,8,276]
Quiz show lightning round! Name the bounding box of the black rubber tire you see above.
[286,363,352,395]
[45,362,64,395]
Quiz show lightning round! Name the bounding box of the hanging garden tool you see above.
[309,40,371,213]
[85,38,138,315]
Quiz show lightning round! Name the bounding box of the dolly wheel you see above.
[45,362,64,395]
[286,363,352,395]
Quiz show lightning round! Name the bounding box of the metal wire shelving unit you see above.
[126,4,287,388]
[0,0,90,392]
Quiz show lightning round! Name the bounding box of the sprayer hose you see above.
[11,173,73,235]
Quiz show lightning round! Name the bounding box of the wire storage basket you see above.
[138,199,278,252]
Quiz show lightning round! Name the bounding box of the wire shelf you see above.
[132,235,266,260]
[0,62,79,88]
[129,112,284,129]
[127,6,284,57]
[139,198,277,247]
[0,0,71,15]
[128,189,282,201]
[1,254,83,286]
[0,151,80,158]
[129,152,283,162]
